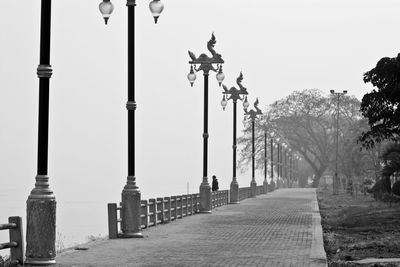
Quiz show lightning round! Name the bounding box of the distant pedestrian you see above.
[212,175,219,191]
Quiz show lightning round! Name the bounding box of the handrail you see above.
[0,216,24,265]
[108,183,272,239]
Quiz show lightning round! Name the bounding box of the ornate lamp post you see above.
[281,143,286,187]
[270,132,275,189]
[25,0,56,265]
[244,98,263,197]
[263,128,268,194]
[288,148,292,188]
[99,0,164,238]
[330,89,347,195]
[275,138,281,189]
[187,34,225,213]
[221,73,248,204]
[262,121,272,194]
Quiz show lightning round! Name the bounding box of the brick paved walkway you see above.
[56,188,327,267]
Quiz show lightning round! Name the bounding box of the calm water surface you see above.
[0,183,107,256]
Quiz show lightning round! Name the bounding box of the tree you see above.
[359,53,400,148]
[381,143,400,180]
[238,89,373,189]
[340,118,381,194]
[267,89,337,187]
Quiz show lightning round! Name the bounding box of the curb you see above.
[310,189,328,267]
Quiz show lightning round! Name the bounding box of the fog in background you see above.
[1,0,399,247]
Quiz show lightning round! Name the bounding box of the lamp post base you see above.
[250,180,257,197]
[199,180,212,213]
[230,179,239,204]
[263,180,268,194]
[119,232,143,238]
[25,175,56,266]
[121,176,143,238]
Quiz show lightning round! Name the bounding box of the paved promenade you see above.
[56,188,327,267]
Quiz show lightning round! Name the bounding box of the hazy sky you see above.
[1,0,400,243]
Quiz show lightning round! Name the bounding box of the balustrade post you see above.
[107,204,118,239]
[141,200,148,229]
[171,196,177,220]
[157,197,164,223]
[9,217,23,265]
[164,197,171,223]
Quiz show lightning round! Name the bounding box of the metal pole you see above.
[263,132,268,194]
[250,119,257,197]
[121,1,143,238]
[289,152,292,188]
[334,94,340,195]
[199,73,212,212]
[26,0,56,265]
[283,149,288,187]
[230,100,239,203]
[277,143,280,189]
[270,138,274,182]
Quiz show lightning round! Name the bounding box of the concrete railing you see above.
[238,187,251,201]
[0,216,24,266]
[108,194,200,238]
[211,190,229,209]
[141,194,200,229]
[108,184,273,239]
[256,185,264,195]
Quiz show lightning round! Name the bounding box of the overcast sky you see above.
[1,0,400,243]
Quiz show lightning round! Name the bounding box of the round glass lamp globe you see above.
[216,71,225,86]
[99,0,114,24]
[149,0,164,23]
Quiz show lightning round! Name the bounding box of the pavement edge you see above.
[310,188,328,267]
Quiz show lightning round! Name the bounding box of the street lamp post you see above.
[262,123,273,194]
[221,73,248,204]
[25,0,56,265]
[330,90,347,195]
[276,139,280,189]
[244,98,263,197]
[283,144,287,187]
[270,133,275,189]
[187,34,225,213]
[263,130,268,194]
[99,0,164,237]
[288,148,292,188]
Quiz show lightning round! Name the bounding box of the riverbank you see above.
[317,188,400,266]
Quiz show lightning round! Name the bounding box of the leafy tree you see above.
[381,143,400,180]
[239,89,375,189]
[359,53,400,148]
[340,118,381,194]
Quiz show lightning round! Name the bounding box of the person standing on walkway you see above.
[212,175,219,191]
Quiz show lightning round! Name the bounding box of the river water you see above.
[0,183,107,256]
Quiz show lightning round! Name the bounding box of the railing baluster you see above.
[107,203,118,239]
[157,197,164,224]
[141,200,148,229]
[164,197,171,223]
[171,196,177,221]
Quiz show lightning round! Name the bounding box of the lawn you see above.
[317,187,400,266]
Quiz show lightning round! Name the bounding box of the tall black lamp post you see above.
[270,132,275,189]
[330,89,347,195]
[25,0,56,265]
[288,148,292,188]
[220,72,248,204]
[261,121,273,194]
[275,138,281,189]
[99,0,164,237]
[187,34,225,213]
[263,129,268,194]
[282,143,287,187]
[244,98,263,197]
